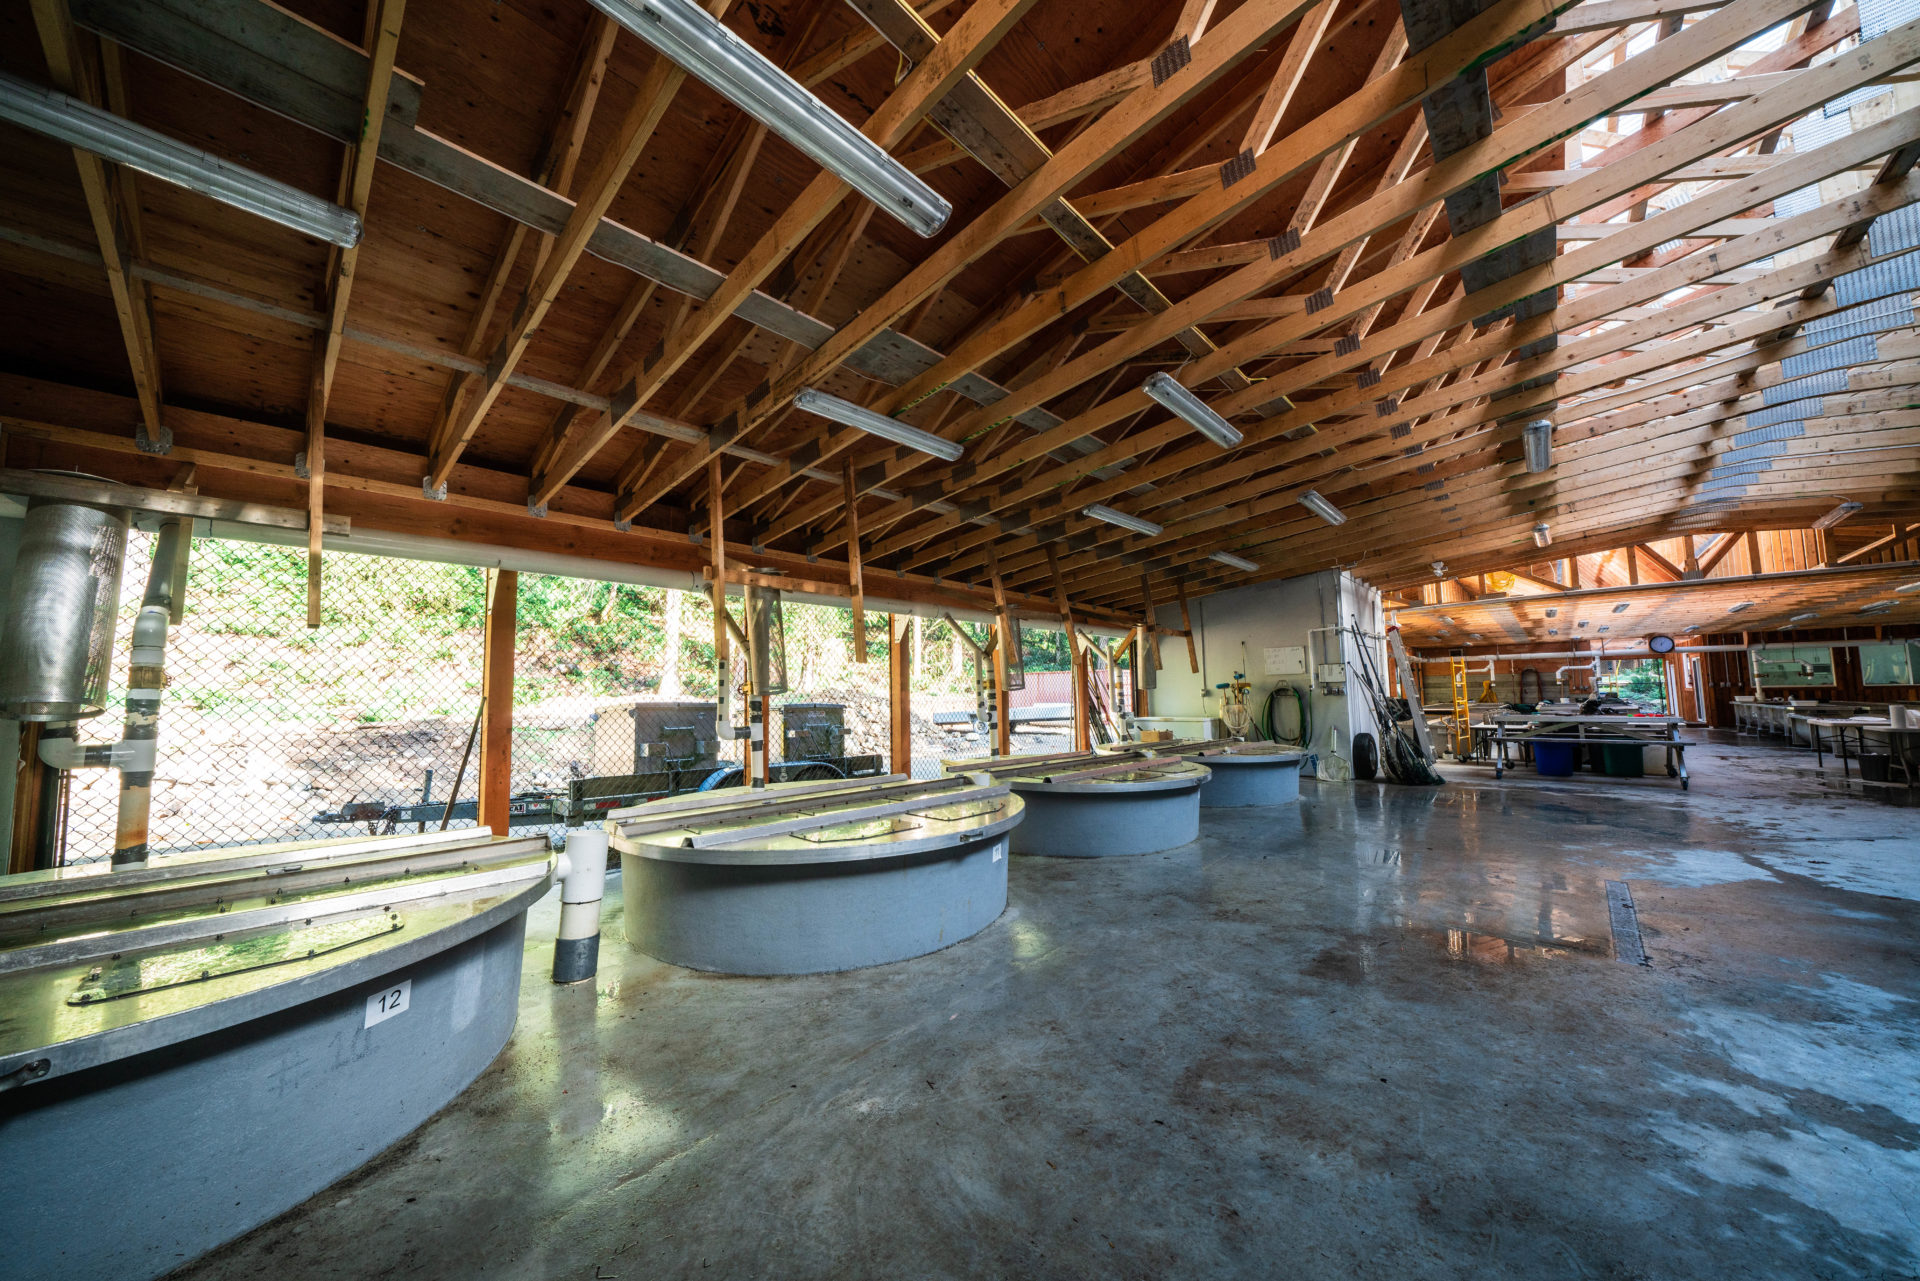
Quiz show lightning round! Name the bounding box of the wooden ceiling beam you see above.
[950,231,1920,594]
[1239,0,1342,157]
[28,0,166,449]
[535,0,1051,513]
[424,2,722,495]
[824,0,1843,555]
[694,0,1345,525]
[860,0,1560,427]
[303,0,408,625]
[433,13,617,491]
[865,125,1920,577]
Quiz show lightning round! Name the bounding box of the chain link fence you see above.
[61,534,485,865]
[53,538,1135,862]
[902,618,1132,777]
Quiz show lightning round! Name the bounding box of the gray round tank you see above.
[1006,761,1210,857]
[611,778,1022,975]
[0,494,129,721]
[1186,744,1305,807]
[0,828,552,1281]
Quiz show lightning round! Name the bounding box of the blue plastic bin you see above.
[1533,742,1576,776]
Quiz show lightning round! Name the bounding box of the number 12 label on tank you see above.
[365,978,412,1028]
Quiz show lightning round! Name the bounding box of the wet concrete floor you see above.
[177,735,1920,1279]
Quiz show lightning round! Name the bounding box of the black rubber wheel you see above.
[1351,732,1379,781]
[697,765,745,791]
[783,761,845,782]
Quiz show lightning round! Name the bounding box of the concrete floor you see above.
[178,736,1920,1280]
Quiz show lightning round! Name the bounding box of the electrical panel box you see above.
[1264,645,1307,676]
[1316,662,1347,686]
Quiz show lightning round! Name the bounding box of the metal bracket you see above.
[422,477,447,501]
[613,517,631,533]
[293,451,309,480]
[135,422,173,455]
[527,499,548,518]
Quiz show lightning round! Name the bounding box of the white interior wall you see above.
[1152,570,1387,773]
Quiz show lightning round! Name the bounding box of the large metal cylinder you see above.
[0,495,129,721]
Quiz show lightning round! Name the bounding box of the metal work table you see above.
[606,773,1023,975]
[944,747,1212,857]
[1807,717,1920,789]
[1486,713,1692,789]
[0,828,552,1281]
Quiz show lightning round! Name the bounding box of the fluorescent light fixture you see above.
[1081,503,1162,537]
[1858,599,1894,614]
[1142,372,1242,448]
[587,0,949,236]
[1726,601,1754,614]
[1788,612,1819,622]
[1898,582,1920,594]
[0,71,362,247]
[1438,615,1456,624]
[1611,603,1631,614]
[794,388,962,461]
[1812,499,1863,530]
[1522,419,1553,473]
[1532,521,1551,548]
[1209,551,1259,572]
[1684,625,1700,633]
[1299,490,1345,526]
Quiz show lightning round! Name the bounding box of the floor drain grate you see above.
[1606,880,1649,966]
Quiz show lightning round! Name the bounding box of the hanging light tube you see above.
[1209,550,1258,572]
[1299,490,1346,526]
[1142,372,1243,448]
[794,388,962,461]
[1812,499,1863,530]
[1082,504,1162,537]
[0,71,363,247]
[1523,419,1553,473]
[586,0,949,237]
[1533,521,1552,548]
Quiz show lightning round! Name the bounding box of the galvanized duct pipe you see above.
[39,516,185,867]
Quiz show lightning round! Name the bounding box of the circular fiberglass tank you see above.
[613,781,1024,975]
[0,829,552,1281]
[1185,744,1306,808]
[1005,760,1210,857]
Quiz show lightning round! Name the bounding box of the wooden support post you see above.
[1175,583,1198,675]
[1745,528,1763,573]
[843,461,866,661]
[1046,544,1090,752]
[1139,570,1162,670]
[707,458,735,768]
[889,613,912,774]
[1626,544,1640,585]
[305,371,326,628]
[10,723,50,874]
[477,568,517,834]
[986,545,1012,758]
